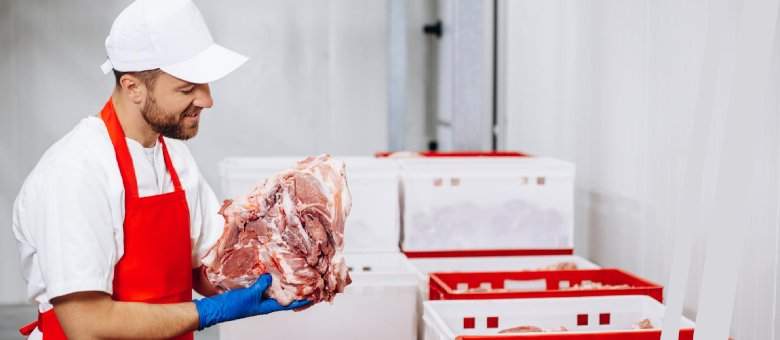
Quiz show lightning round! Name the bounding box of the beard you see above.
[141,94,201,140]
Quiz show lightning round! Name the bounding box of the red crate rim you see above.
[428,268,664,303]
[454,328,695,339]
[404,248,574,258]
[430,268,663,292]
[375,150,530,158]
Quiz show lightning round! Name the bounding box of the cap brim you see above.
[161,44,248,84]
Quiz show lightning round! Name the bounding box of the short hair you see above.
[113,69,162,90]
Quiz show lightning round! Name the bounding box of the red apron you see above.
[20,98,195,339]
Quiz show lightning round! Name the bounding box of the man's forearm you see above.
[103,299,199,339]
[53,292,199,339]
[54,274,307,338]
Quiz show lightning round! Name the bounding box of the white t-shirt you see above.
[12,116,224,314]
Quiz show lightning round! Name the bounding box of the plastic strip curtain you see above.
[664,0,780,339]
[694,0,780,338]
[499,0,780,338]
[660,0,738,338]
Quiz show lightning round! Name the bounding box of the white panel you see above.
[388,0,407,151]
[436,0,494,150]
[404,0,435,151]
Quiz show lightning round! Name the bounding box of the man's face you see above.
[140,72,213,140]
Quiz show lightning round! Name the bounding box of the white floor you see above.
[0,305,219,340]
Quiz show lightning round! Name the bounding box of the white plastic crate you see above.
[423,295,695,340]
[409,255,600,298]
[219,252,419,340]
[398,157,575,252]
[219,156,401,253]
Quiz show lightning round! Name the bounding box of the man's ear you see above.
[119,74,146,105]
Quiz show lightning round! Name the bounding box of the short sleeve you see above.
[190,174,225,267]
[23,159,118,300]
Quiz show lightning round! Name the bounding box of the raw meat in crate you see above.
[498,319,653,334]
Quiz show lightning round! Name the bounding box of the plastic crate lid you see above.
[218,156,402,253]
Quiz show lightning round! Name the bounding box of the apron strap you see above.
[19,310,67,338]
[18,320,37,336]
[100,98,186,196]
[100,98,140,199]
[159,135,184,192]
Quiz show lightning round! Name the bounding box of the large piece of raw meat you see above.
[202,155,352,305]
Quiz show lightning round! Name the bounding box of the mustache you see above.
[181,104,201,117]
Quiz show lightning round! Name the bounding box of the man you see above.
[12,1,307,339]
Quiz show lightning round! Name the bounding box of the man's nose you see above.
[193,84,213,108]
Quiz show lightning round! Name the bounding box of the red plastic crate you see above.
[429,269,663,302]
[375,150,529,158]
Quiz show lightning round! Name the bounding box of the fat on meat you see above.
[202,154,352,305]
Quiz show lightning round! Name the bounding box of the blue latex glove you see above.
[193,273,310,330]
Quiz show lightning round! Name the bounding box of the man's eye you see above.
[182,87,195,94]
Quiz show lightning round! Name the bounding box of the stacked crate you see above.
[217,157,418,340]
[385,152,694,340]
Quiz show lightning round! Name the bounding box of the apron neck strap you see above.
[100,98,184,197]
[159,135,184,191]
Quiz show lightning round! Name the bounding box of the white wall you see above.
[0,0,425,304]
[499,0,780,338]
[189,0,390,186]
[0,0,123,305]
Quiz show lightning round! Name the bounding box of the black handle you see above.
[423,20,443,38]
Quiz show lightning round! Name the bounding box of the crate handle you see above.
[463,317,476,329]
[599,313,611,325]
[486,316,499,329]
[577,314,588,326]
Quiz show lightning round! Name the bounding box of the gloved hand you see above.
[193,274,310,330]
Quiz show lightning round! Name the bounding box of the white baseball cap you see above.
[101,0,248,84]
